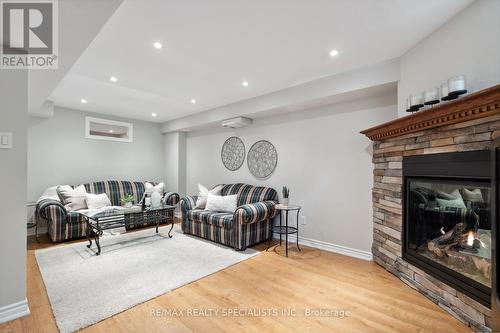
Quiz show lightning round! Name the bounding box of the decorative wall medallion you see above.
[247,140,278,179]
[221,136,246,171]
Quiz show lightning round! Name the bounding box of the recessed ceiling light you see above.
[190,99,196,104]
[152,113,157,117]
[153,42,162,49]
[242,80,249,87]
[80,99,87,104]
[329,49,339,57]
[109,130,114,133]
[110,76,117,82]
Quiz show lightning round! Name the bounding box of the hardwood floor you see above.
[1,225,472,333]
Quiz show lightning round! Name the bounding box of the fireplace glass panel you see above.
[407,179,491,288]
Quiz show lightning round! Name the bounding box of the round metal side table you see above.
[267,204,301,257]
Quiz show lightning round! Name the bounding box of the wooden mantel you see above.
[361,84,500,141]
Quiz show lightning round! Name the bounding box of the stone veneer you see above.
[371,113,500,333]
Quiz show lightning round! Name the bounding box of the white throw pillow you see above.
[462,188,484,203]
[57,185,88,211]
[85,193,112,210]
[205,194,237,213]
[145,182,165,195]
[195,184,223,209]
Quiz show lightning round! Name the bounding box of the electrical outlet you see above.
[300,215,306,226]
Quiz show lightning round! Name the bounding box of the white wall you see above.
[28,107,164,201]
[163,131,187,196]
[0,70,28,319]
[185,94,396,253]
[398,0,500,117]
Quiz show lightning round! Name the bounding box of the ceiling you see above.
[49,0,473,123]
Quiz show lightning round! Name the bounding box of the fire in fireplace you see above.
[403,150,492,306]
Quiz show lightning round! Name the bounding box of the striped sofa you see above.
[36,181,180,242]
[180,183,278,250]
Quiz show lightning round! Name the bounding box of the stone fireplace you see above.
[361,85,500,332]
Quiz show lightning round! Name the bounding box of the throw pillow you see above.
[195,184,223,209]
[436,189,466,209]
[461,188,484,203]
[436,189,459,200]
[145,182,165,196]
[205,194,238,213]
[57,185,87,211]
[85,193,112,210]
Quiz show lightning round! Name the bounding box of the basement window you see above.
[85,117,133,142]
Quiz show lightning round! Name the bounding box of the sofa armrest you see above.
[164,192,180,206]
[36,199,66,224]
[234,201,277,224]
[180,195,198,214]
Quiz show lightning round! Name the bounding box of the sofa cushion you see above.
[222,183,278,206]
[187,210,233,229]
[82,181,147,206]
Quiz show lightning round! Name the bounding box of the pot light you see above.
[109,130,114,133]
[153,42,162,49]
[190,99,196,104]
[80,99,87,104]
[329,49,339,57]
[152,113,157,117]
[110,76,117,82]
[242,80,249,87]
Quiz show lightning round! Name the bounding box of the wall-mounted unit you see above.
[222,117,253,129]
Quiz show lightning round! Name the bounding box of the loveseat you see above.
[180,183,278,250]
[36,181,180,242]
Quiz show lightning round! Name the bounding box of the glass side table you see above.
[267,204,301,257]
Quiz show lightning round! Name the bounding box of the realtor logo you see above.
[1,0,58,69]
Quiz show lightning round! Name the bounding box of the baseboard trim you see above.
[27,226,47,236]
[274,234,373,261]
[0,299,30,324]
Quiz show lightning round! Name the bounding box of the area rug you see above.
[35,225,259,333]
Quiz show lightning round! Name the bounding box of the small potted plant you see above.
[120,194,135,208]
[282,186,290,206]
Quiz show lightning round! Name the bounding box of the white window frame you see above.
[85,116,133,143]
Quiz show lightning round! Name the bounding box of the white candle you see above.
[448,75,466,94]
[441,83,449,97]
[424,88,439,103]
[410,93,423,107]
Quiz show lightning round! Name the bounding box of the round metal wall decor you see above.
[221,136,246,171]
[247,140,278,179]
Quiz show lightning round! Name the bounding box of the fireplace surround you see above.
[361,84,500,332]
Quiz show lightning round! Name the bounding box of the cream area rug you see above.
[35,225,259,333]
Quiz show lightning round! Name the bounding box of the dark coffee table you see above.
[78,204,176,255]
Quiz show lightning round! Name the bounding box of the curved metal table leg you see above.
[168,213,174,238]
[86,217,92,248]
[296,208,301,251]
[95,230,101,256]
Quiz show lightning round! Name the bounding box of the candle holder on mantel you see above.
[441,82,457,101]
[448,75,468,96]
[407,93,424,113]
[424,87,440,107]
[441,75,467,101]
